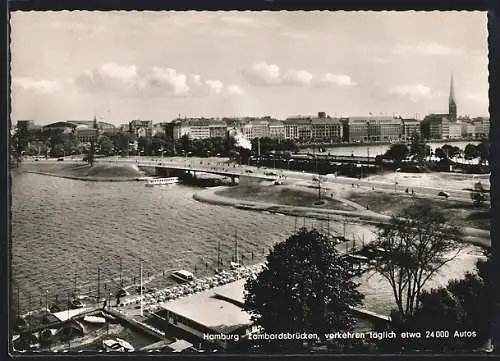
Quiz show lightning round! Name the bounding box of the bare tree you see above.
[365,204,463,321]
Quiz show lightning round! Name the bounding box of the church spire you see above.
[449,73,455,102]
[448,73,457,121]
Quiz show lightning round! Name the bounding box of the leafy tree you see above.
[98,135,114,155]
[409,135,430,163]
[398,253,492,351]
[434,147,446,159]
[476,139,490,165]
[365,204,463,321]
[179,134,192,153]
[464,144,479,159]
[384,143,409,163]
[441,144,461,159]
[243,228,364,352]
[14,121,29,159]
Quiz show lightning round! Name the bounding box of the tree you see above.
[98,135,114,155]
[400,253,492,351]
[434,147,447,159]
[365,204,463,322]
[441,144,461,159]
[476,138,490,165]
[409,135,430,163]
[243,228,364,352]
[464,144,479,160]
[384,143,409,163]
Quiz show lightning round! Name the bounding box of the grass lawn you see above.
[347,191,490,230]
[216,184,356,211]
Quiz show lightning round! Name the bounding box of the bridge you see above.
[97,158,277,184]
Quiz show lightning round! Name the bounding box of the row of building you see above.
[16,113,490,145]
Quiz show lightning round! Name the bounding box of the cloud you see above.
[242,62,356,89]
[388,83,444,102]
[227,85,245,95]
[283,69,313,86]
[242,62,282,86]
[392,42,462,56]
[72,63,230,98]
[462,91,488,105]
[314,73,357,87]
[12,77,67,94]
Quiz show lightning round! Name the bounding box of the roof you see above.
[167,339,194,352]
[160,283,252,334]
[52,307,92,322]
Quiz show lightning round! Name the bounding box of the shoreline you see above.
[15,161,146,182]
[193,186,490,248]
[21,170,142,182]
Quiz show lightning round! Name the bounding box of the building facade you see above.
[341,116,401,143]
[129,120,153,137]
[268,121,285,139]
[401,119,421,140]
[448,122,462,139]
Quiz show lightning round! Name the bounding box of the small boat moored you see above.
[145,177,179,187]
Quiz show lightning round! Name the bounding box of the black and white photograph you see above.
[9,10,492,354]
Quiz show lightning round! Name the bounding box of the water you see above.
[11,171,483,317]
[302,141,480,156]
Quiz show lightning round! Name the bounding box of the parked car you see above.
[438,191,450,198]
[57,158,64,161]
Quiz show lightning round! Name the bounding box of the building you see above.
[449,74,457,122]
[448,122,462,139]
[310,117,342,142]
[284,116,313,140]
[401,119,421,140]
[152,123,167,137]
[461,120,475,138]
[240,119,270,140]
[129,120,153,137]
[472,117,489,138]
[156,279,254,350]
[341,116,401,143]
[268,120,285,139]
[421,114,450,140]
[172,118,227,140]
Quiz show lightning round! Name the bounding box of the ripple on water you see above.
[11,173,483,316]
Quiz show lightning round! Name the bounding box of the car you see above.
[438,191,450,198]
[57,158,64,161]
[312,176,319,181]
[245,169,253,173]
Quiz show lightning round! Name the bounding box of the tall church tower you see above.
[448,74,457,121]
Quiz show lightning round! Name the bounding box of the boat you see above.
[170,270,195,284]
[102,338,135,352]
[145,177,179,187]
[83,315,106,324]
[70,299,85,309]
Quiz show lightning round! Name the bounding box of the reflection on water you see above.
[11,172,482,316]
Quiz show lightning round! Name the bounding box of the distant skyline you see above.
[11,11,489,126]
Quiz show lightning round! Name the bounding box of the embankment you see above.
[17,162,145,182]
[193,185,490,248]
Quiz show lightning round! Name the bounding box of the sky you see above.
[10,11,489,126]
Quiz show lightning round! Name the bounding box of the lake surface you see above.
[11,171,483,317]
[302,141,480,156]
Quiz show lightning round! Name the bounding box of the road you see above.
[94,156,479,203]
[21,156,482,203]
